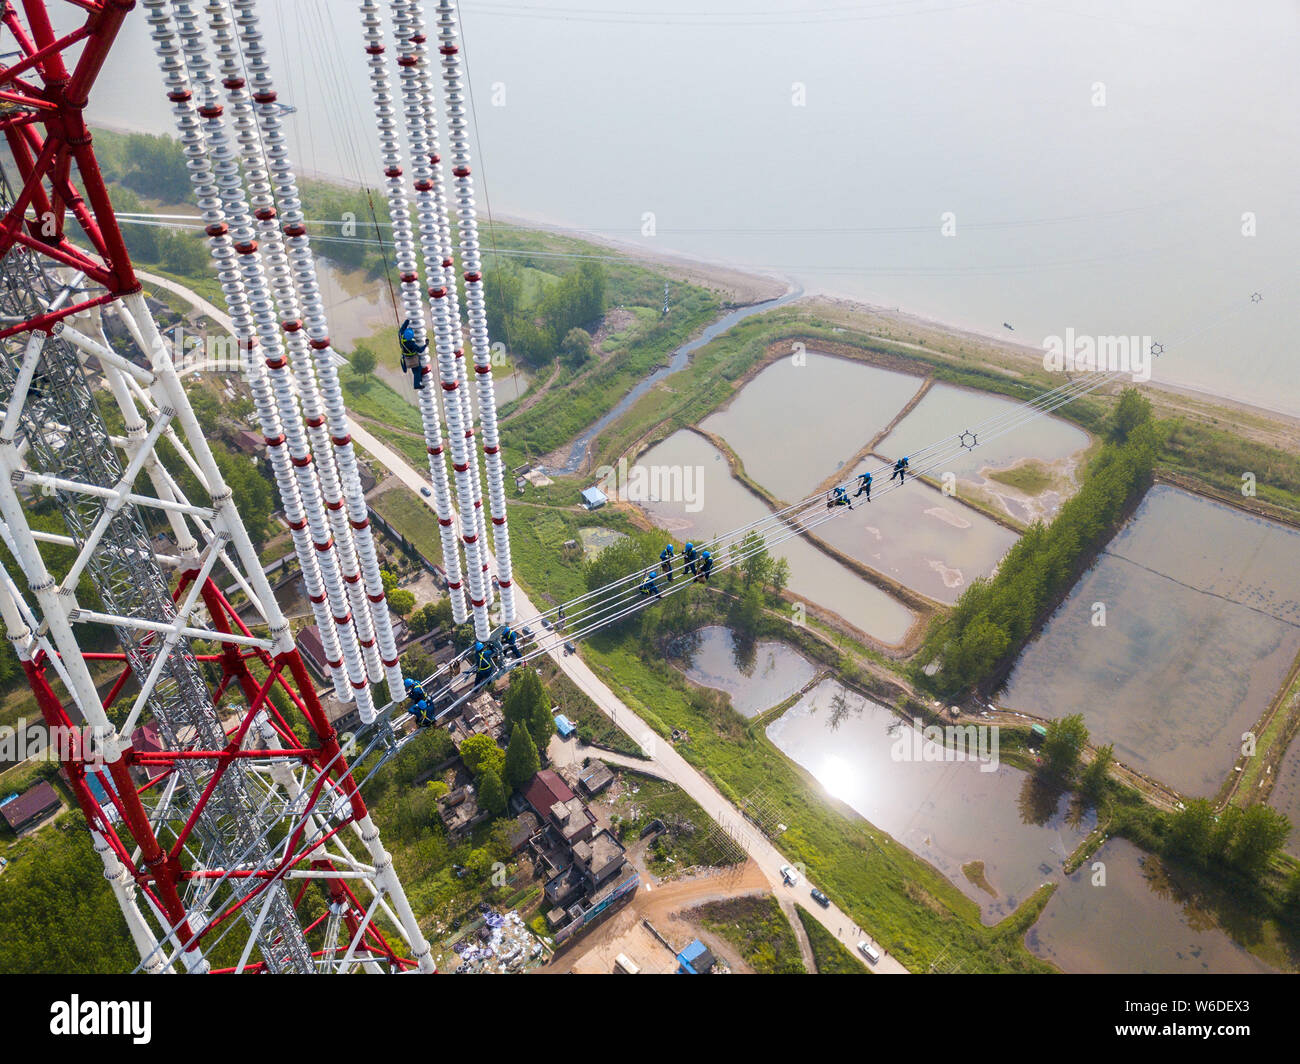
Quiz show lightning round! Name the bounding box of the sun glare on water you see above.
[819,755,857,803]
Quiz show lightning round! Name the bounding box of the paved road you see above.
[150,270,908,975]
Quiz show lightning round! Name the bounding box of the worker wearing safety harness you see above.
[399,319,428,390]
[855,470,873,501]
[471,639,498,687]
[827,485,853,510]
[660,543,675,583]
[682,541,698,577]
[500,626,522,660]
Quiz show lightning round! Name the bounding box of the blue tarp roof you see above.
[554,714,576,737]
[677,939,714,974]
[580,487,607,507]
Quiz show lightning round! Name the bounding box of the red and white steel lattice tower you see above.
[0,0,432,972]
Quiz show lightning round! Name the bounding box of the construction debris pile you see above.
[449,910,546,974]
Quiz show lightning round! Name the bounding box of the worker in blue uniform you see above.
[398,319,428,390]
[403,675,427,705]
[639,569,663,599]
[854,470,873,501]
[472,639,498,687]
[695,549,713,583]
[682,541,698,577]
[412,698,435,728]
[660,543,675,583]
[827,485,853,510]
[500,625,522,660]
[890,456,910,484]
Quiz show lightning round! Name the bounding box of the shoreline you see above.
[95,122,1296,436]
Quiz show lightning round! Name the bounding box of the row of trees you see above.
[1034,712,1293,885]
[920,389,1159,694]
[486,261,607,368]
[1168,799,1293,879]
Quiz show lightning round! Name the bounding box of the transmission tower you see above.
[0,0,431,973]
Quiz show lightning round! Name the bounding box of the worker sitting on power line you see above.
[827,485,853,510]
[403,675,427,705]
[695,549,713,583]
[472,639,498,688]
[890,456,910,484]
[682,541,698,577]
[398,319,428,390]
[855,470,873,501]
[412,698,435,728]
[639,569,663,600]
[660,543,675,583]
[500,625,522,660]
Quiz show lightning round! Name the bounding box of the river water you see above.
[555,288,802,475]
[70,1,1300,419]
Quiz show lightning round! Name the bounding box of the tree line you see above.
[920,389,1159,695]
[486,260,606,369]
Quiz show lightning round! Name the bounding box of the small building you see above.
[554,713,576,739]
[550,796,596,845]
[437,785,489,840]
[131,721,163,757]
[580,486,607,510]
[578,760,614,797]
[523,769,576,821]
[571,829,626,890]
[231,429,265,457]
[296,625,330,682]
[0,780,60,833]
[677,939,717,975]
[505,811,540,855]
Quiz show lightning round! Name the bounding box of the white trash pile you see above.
[451,910,545,974]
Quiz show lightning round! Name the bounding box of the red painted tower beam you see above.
[0,1,422,971]
[0,0,138,337]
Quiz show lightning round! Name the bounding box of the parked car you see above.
[858,941,881,964]
[420,486,431,498]
[810,888,830,908]
[780,864,799,887]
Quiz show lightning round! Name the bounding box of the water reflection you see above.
[1025,838,1278,973]
[768,679,1094,923]
[677,626,817,719]
[1002,486,1300,797]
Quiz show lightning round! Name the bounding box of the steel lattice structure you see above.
[0,0,432,973]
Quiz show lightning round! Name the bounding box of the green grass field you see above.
[692,894,806,974]
[795,904,868,974]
